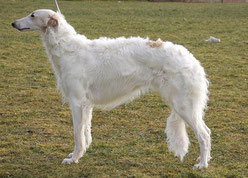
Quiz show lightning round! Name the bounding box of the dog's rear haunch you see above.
[12,9,211,169]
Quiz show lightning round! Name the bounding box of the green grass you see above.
[1,0,248,177]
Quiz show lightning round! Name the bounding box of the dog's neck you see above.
[41,18,78,62]
[41,19,78,93]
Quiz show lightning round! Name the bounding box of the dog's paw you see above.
[62,158,78,164]
[193,163,208,170]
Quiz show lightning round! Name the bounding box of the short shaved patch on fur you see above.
[146,40,164,48]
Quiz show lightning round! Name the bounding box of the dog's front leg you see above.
[84,106,93,149]
[62,100,86,164]
[66,104,93,160]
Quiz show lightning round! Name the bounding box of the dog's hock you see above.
[146,40,164,48]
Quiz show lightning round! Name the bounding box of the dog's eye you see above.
[31,13,35,18]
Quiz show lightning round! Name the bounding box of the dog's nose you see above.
[11,22,16,28]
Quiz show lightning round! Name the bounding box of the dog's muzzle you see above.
[11,21,30,31]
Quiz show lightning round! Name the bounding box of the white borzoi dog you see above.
[12,9,211,169]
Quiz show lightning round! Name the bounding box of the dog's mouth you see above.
[18,28,31,32]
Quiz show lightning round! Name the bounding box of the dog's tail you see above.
[165,111,190,161]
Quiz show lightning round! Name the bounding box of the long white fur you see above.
[12,10,211,169]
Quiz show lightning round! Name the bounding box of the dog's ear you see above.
[47,14,59,27]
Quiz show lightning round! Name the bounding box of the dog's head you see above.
[12,9,63,32]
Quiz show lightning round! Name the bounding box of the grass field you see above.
[1,0,248,177]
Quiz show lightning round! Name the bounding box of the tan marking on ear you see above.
[48,14,60,27]
[146,40,164,48]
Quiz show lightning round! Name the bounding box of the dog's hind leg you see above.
[171,94,211,169]
[196,121,212,163]
[165,109,190,162]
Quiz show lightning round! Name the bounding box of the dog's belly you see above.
[87,74,149,109]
